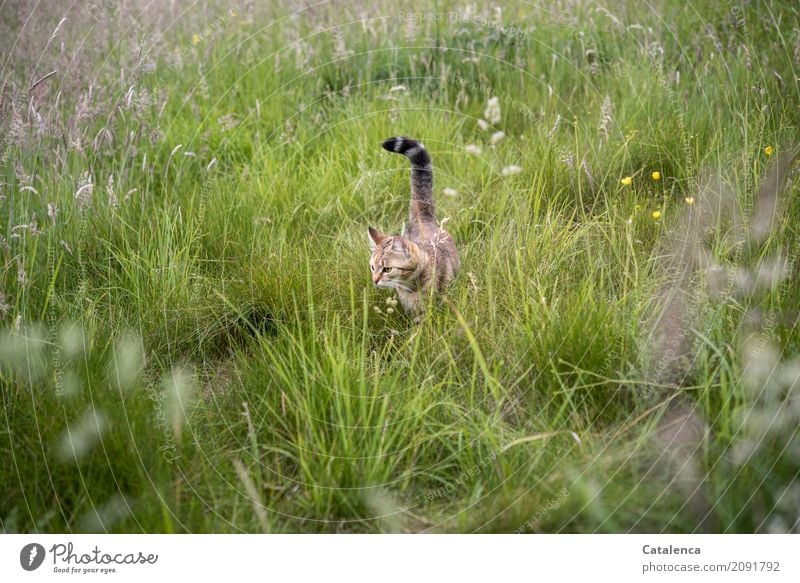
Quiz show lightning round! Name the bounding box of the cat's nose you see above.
[372,275,381,285]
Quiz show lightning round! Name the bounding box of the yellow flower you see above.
[634,204,642,212]
[651,171,661,181]
[621,176,633,186]
[765,146,774,156]
[192,34,201,45]
[685,197,695,205]
[651,210,662,220]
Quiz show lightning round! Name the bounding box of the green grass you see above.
[1,0,799,533]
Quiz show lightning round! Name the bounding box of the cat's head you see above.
[368,226,419,289]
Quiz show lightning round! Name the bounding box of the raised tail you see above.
[382,136,435,222]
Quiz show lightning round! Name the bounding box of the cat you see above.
[368,137,459,316]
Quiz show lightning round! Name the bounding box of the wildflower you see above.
[484,96,501,125]
[765,146,774,156]
[651,171,661,181]
[192,34,201,45]
[443,188,459,197]
[386,308,395,314]
[651,210,662,220]
[465,144,481,155]
[634,204,642,212]
[501,165,523,176]
[490,131,505,145]
[620,176,632,186]
[477,119,490,132]
[685,197,695,205]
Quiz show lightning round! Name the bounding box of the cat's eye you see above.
[384,267,393,273]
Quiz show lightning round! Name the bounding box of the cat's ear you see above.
[368,226,386,250]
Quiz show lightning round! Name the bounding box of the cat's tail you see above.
[382,136,435,222]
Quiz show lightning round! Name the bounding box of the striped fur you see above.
[381,137,435,222]
[368,137,459,317]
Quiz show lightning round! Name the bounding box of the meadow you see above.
[1,0,799,533]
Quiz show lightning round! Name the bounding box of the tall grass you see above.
[1,0,799,533]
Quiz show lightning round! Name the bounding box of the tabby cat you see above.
[368,137,459,315]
